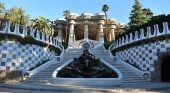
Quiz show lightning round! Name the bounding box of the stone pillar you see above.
[69,20,75,44]
[58,28,62,42]
[98,20,104,43]
[108,32,112,42]
[110,24,116,41]
[57,24,63,42]
[96,31,99,41]
[84,23,88,41]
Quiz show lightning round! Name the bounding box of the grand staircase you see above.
[25,48,149,84]
[24,49,82,83]
[90,48,149,84]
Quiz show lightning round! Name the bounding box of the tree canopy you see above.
[128,0,153,29]
[30,16,54,36]
[0,2,54,36]
[0,2,30,26]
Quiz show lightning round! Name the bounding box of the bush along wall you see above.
[62,42,68,49]
[104,41,113,50]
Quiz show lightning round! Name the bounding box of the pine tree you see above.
[128,0,153,28]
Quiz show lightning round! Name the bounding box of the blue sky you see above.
[1,0,169,24]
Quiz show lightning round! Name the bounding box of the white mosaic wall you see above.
[116,39,170,71]
[0,40,55,71]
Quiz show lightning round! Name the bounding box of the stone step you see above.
[25,48,149,84]
[25,79,50,82]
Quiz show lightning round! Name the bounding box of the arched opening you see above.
[161,56,170,82]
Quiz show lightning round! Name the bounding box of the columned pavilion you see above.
[53,13,126,48]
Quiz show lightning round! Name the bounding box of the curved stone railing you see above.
[110,22,170,51]
[0,21,63,50]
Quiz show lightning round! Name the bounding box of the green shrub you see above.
[62,42,68,49]
[19,35,35,44]
[0,34,6,41]
[104,42,113,50]
[29,67,35,71]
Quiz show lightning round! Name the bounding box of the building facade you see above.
[53,13,126,48]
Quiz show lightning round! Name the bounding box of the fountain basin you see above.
[51,59,122,85]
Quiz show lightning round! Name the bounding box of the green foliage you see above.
[128,0,153,28]
[29,67,34,71]
[19,35,35,45]
[0,3,30,25]
[102,4,109,12]
[104,41,112,50]
[106,70,113,76]
[60,68,67,75]
[0,34,6,40]
[30,16,54,36]
[49,46,62,56]
[111,51,115,56]
[62,42,68,49]
[116,14,170,40]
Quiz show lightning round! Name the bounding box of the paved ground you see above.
[0,87,170,93]
[0,82,170,92]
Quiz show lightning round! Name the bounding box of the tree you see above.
[8,6,30,26]
[0,2,8,20]
[102,4,109,41]
[128,0,153,29]
[30,16,54,36]
[63,10,70,42]
[142,8,153,21]
[0,3,30,26]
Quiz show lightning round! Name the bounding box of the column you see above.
[95,31,99,41]
[110,24,116,41]
[57,24,63,42]
[98,20,104,43]
[69,20,75,44]
[84,23,88,40]
[108,31,112,41]
[111,28,115,41]
[58,28,62,42]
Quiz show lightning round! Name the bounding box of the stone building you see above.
[52,13,126,48]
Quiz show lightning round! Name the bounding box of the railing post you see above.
[125,35,128,44]
[30,28,34,37]
[163,22,170,34]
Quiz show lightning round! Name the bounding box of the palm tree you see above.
[63,10,70,42]
[30,16,53,36]
[102,4,109,41]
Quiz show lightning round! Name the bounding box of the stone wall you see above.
[116,39,170,82]
[0,40,55,71]
[0,70,22,82]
